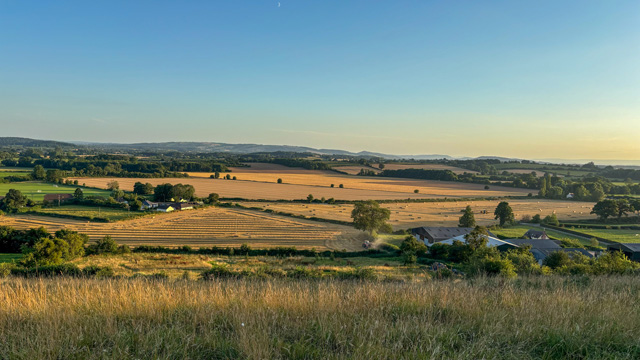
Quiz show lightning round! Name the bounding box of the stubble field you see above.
[238,199,596,229]
[0,207,365,250]
[71,165,531,200]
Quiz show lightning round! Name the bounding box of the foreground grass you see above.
[0,276,639,359]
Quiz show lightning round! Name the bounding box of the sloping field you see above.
[332,165,381,175]
[375,163,477,174]
[238,199,596,229]
[0,207,365,250]
[0,182,110,201]
[174,169,531,199]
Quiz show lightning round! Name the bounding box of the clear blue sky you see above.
[1,1,638,160]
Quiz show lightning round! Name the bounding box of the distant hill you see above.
[0,137,76,148]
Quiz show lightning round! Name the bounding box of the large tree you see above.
[591,199,618,220]
[464,226,489,251]
[458,205,476,227]
[1,189,28,212]
[32,165,46,180]
[133,182,154,195]
[494,201,514,226]
[351,200,391,235]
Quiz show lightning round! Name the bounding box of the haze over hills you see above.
[1,137,639,166]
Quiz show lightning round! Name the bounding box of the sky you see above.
[1,0,639,161]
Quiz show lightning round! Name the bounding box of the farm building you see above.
[433,234,517,249]
[523,229,550,240]
[503,238,563,264]
[43,193,74,204]
[411,226,496,245]
[155,204,175,212]
[141,200,158,210]
[606,243,640,262]
[172,202,198,211]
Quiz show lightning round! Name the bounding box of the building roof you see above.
[523,229,549,239]
[558,248,595,258]
[432,234,517,248]
[412,227,496,241]
[157,204,174,210]
[504,239,562,250]
[142,200,156,205]
[608,243,640,252]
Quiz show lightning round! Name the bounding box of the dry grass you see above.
[0,276,638,359]
[239,199,597,229]
[0,207,365,251]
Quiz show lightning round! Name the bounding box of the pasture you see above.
[565,228,640,243]
[35,205,139,222]
[237,199,596,229]
[0,253,21,263]
[0,207,365,251]
[0,182,110,201]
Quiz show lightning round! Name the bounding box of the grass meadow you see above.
[0,181,110,202]
[0,276,639,359]
[35,205,138,222]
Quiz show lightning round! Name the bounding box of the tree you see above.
[494,201,514,226]
[531,214,542,223]
[351,200,391,236]
[575,185,591,201]
[111,189,124,200]
[90,235,119,254]
[107,180,120,190]
[400,236,426,265]
[214,172,220,179]
[538,180,548,198]
[205,193,220,204]
[55,229,88,259]
[543,251,571,269]
[591,200,618,220]
[133,182,154,195]
[21,237,70,267]
[339,184,344,188]
[458,205,476,227]
[464,226,489,251]
[307,194,314,203]
[0,189,28,212]
[32,165,46,180]
[543,213,559,226]
[615,199,631,219]
[277,178,283,184]
[73,188,84,200]
[378,163,385,170]
[590,183,606,202]
[45,169,63,183]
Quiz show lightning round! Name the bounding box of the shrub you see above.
[543,251,571,269]
[467,256,517,278]
[337,267,376,280]
[200,263,237,280]
[86,235,120,255]
[592,251,640,275]
[0,262,16,277]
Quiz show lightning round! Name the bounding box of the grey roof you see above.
[608,243,640,252]
[157,203,174,210]
[524,229,549,239]
[558,248,595,258]
[412,227,496,240]
[504,239,561,250]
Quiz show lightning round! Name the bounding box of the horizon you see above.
[1,1,639,160]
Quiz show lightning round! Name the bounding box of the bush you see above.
[543,251,571,269]
[336,267,376,280]
[200,263,237,280]
[86,235,119,255]
[592,251,640,275]
[0,262,16,277]
[467,256,517,278]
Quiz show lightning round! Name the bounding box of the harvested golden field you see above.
[238,199,597,229]
[0,207,365,250]
[174,167,531,199]
[374,163,477,174]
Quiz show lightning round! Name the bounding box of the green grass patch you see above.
[35,205,141,222]
[564,228,640,243]
[0,181,110,202]
[0,253,21,263]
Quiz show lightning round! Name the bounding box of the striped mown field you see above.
[0,207,365,251]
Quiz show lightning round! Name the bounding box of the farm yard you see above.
[237,199,597,229]
[0,206,365,251]
[0,181,110,202]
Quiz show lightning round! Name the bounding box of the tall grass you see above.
[0,276,639,359]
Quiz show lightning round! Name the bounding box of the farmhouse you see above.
[141,200,158,210]
[523,229,550,240]
[43,193,74,203]
[155,204,175,212]
[606,243,640,262]
[172,202,199,211]
[504,238,563,263]
[434,234,518,249]
[411,227,496,245]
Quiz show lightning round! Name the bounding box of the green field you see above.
[0,182,111,202]
[0,170,30,178]
[566,228,640,243]
[0,254,21,263]
[491,225,587,244]
[36,205,140,222]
